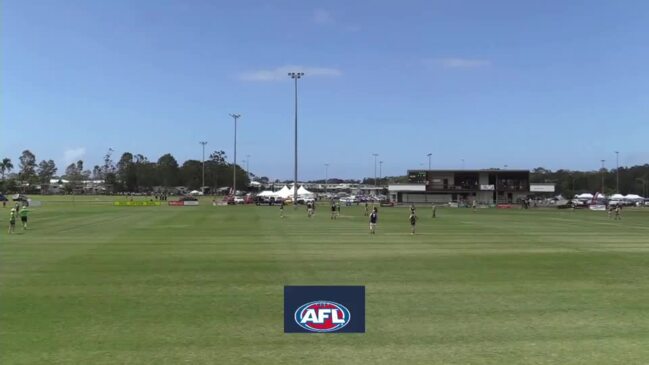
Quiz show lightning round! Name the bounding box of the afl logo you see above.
[294,301,351,332]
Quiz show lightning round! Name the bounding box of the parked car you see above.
[234,196,245,204]
[12,194,29,202]
[297,197,315,204]
[340,196,358,206]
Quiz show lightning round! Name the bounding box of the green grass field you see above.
[2,197,649,364]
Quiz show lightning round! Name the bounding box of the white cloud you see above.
[63,147,86,165]
[427,58,491,69]
[313,8,333,24]
[239,65,342,82]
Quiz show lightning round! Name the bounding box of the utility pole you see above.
[372,153,379,187]
[245,154,250,179]
[615,151,619,193]
[324,163,329,195]
[601,159,606,193]
[229,113,241,195]
[427,153,432,170]
[636,178,647,197]
[200,141,207,194]
[288,72,304,208]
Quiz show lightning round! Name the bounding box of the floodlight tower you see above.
[324,163,329,194]
[601,159,606,193]
[615,151,620,193]
[288,71,304,207]
[200,141,208,193]
[372,153,379,187]
[230,113,241,195]
[245,154,251,178]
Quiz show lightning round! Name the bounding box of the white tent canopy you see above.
[257,190,278,198]
[275,185,292,198]
[575,193,593,199]
[609,193,625,200]
[271,185,316,199]
[297,186,315,198]
[624,194,644,200]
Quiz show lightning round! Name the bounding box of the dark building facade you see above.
[389,169,530,204]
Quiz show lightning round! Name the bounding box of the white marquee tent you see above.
[276,185,292,198]
[297,185,315,198]
[624,194,644,200]
[257,190,279,198]
[257,185,316,200]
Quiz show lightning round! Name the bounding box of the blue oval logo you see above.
[294,300,351,332]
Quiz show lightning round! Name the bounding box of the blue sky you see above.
[2,0,648,180]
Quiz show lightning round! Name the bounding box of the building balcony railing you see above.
[426,184,529,191]
[426,185,479,191]
[496,184,529,191]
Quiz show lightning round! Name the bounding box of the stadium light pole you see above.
[245,154,250,179]
[615,151,619,193]
[379,161,383,180]
[601,159,606,193]
[288,72,304,208]
[200,141,208,193]
[372,153,379,187]
[427,153,432,170]
[230,113,241,195]
[324,163,329,194]
[636,178,647,197]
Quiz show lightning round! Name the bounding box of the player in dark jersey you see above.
[330,201,337,220]
[19,206,29,230]
[369,207,378,234]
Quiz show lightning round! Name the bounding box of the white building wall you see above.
[403,193,452,203]
[389,184,426,192]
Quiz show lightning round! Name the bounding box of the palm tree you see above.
[1,158,13,180]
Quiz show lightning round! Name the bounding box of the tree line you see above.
[2,149,647,196]
[0,149,251,194]
[530,165,649,197]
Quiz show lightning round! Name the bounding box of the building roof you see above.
[408,169,529,173]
